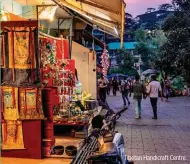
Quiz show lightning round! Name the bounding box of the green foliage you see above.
[134,30,166,68]
[111,48,137,76]
[156,0,190,84]
[172,76,185,90]
[109,67,137,76]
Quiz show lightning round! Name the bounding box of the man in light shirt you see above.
[147,75,163,119]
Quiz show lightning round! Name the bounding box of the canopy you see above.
[141,69,157,76]
[13,0,125,46]
[52,0,125,46]
[0,11,27,21]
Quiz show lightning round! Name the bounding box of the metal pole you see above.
[69,18,73,59]
[58,18,60,36]
[92,28,95,51]
[139,54,141,77]
[36,6,39,21]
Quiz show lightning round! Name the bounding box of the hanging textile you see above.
[1,86,19,120]
[8,27,36,69]
[40,37,57,87]
[1,69,36,86]
[19,88,44,120]
[0,35,6,68]
[1,121,25,150]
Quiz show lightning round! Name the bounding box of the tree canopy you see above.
[155,0,190,84]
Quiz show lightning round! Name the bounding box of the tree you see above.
[113,48,137,75]
[146,8,156,13]
[155,0,190,84]
[125,13,133,19]
[158,3,174,11]
[135,30,166,69]
[125,13,136,30]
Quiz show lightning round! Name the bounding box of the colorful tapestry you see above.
[9,27,36,69]
[19,88,44,120]
[0,35,5,68]
[1,87,19,120]
[2,121,25,150]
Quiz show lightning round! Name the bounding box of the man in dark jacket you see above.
[112,77,118,96]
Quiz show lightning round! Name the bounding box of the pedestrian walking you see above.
[163,76,171,102]
[107,79,111,95]
[98,74,108,103]
[121,77,131,106]
[132,75,146,119]
[112,77,118,96]
[147,75,163,119]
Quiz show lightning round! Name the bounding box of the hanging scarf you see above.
[1,86,19,121]
[2,120,25,150]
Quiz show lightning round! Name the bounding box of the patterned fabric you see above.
[1,86,19,120]
[0,35,5,68]
[19,88,44,120]
[9,28,36,69]
[1,121,25,150]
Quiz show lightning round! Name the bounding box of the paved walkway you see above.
[107,93,190,164]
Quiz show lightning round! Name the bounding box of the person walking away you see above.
[132,75,146,119]
[107,79,111,95]
[147,75,163,119]
[112,77,118,96]
[98,74,108,103]
[121,77,131,106]
[163,76,171,102]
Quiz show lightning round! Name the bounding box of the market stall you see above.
[1,20,44,159]
[1,20,99,159]
[1,0,125,160]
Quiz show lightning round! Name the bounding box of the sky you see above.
[125,0,172,17]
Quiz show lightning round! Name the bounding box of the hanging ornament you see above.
[101,44,109,76]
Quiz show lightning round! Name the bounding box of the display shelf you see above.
[53,122,88,126]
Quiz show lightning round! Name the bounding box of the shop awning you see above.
[52,0,126,47]
[0,11,27,21]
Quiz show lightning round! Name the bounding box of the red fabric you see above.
[2,120,42,159]
[56,40,63,60]
[56,39,69,59]
[63,40,69,59]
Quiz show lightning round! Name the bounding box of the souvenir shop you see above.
[1,20,99,159]
[1,0,125,160]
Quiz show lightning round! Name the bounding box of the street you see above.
[107,94,190,164]
[2,95,190,164]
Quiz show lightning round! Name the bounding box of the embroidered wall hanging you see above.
[8,27,36,69]
[1,121,25,150]
[1,86,19,120]
[19,88,44,120]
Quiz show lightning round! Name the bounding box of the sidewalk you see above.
[107,94,190,164]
